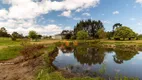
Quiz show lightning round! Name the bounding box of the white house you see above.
[52,34,62,40]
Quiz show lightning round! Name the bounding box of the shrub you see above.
[77,30,88,40]
[114,26,136,40]
[97,28,106,39]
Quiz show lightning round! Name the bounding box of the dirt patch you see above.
[0,55,44,80]
[30,40,60,45]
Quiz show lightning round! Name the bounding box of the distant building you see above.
[52,34,62,40]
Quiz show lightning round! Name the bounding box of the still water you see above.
[52,46,142,79]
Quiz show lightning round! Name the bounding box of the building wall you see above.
[52,35,62,40]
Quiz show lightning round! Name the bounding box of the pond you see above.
[51,45,142,79]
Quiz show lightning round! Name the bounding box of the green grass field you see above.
[0,46,23,61]
[0,37,21,46]
[0,37,23,60]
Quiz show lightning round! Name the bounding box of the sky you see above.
[0,0,142,36]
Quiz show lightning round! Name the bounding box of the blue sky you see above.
[0,0,142,35]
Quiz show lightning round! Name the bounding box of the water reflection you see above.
[74,47,105,65]
[52,45,141,79]
[113,50,138,64]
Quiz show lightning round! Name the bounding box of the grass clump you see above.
[0,46,23,61]
[115,73,139,80]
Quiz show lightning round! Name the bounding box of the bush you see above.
[71,36,76,40]
[114,26,136,40]
[97,28,106,39]
[77,30,88,40]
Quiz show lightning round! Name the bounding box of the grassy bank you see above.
[0,37,60,61]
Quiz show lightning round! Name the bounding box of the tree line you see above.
[61,19,142,40]
[0,27,43,41]
[0,27,24,41]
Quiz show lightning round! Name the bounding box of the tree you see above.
[137,34,142,40]
[97,28,106,39]
[74,19,104,39]
[114,26,136,40]
[0,27,10,37]
[106,31,113,40]
[0,27,7,32]
[113,23,122,31]
[77,30,88,40]
[28,30,38,40]
[37,35,42,39]
[11,32,19,41]
[61,30,73,39]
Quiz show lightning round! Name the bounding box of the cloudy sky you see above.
[0,0,142,35]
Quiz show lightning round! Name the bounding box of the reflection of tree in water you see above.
[74,46,106,66]
[113,50,139,64]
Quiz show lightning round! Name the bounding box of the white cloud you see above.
[60,10,72,17]
[75,8,82,12]
[82,13,91,16]
[2,0,99,18]
[0,0,100,35]
[0,9,8,20]
[113,11,119,15]
[136,0,142,4]
[0,21,62,36]
[0,18,62,35]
